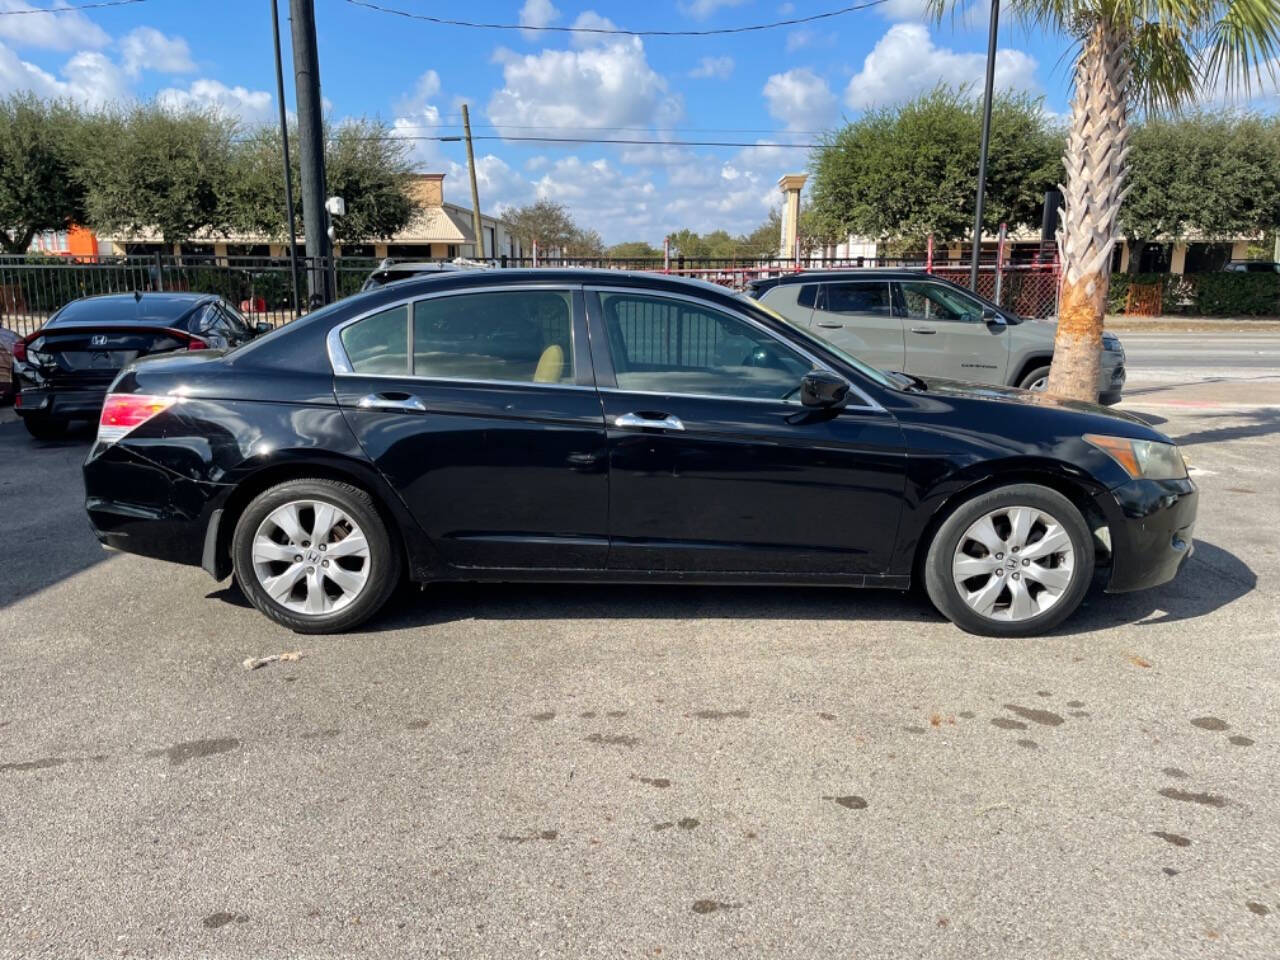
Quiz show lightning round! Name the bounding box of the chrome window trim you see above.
[326,283,582,387]
[588,284,885,413]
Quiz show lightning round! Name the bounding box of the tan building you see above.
[96,173,520,261]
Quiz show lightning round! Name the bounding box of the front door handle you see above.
[910,326,937,335]
[357,392,427,413]
[614,412,685,431]
[815,322,844,329]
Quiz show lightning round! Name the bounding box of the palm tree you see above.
[927,0,1280,400]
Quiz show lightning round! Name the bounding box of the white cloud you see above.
[689,55,733,79]
[157,78,273,125]
[0,0,109,51]
[763,68,838,132]
[844,23,1038,110]
[518,0,559,41]
[119,27,194,77]
[679,0,747,19]
[1194,57,1280,105]
[0,41,126,106]
[567,10,618,49]
[396,69,441,114]
[487,34,682,135]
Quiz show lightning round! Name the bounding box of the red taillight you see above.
[97,393,177,443]
[12,337,26,363]
[186,337,209,351]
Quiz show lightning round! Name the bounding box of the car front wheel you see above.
[924,483,1094,637]
[231,478,401,634]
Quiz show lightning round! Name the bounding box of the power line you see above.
[0,0,145,14]
[342,0,893,36]
[389,121,834,137]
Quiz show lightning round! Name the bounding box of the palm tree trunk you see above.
[1048,20,1132,401]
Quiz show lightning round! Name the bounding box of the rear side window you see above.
[797,284,817,308]
[412,290,573,383]
[824,282,892,316]
[340,305,410,375]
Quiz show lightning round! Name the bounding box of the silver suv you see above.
[751,271,1126,404]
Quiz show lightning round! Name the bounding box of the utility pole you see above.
[288,0,330,305]
[270,0,300,317]
[969,0,1000,292]
[462,104,485,260]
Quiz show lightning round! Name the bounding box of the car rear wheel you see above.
[231,478,401,634]
[924,484,1094,637]
[1018,365,1050,392]
[22,414,68,441]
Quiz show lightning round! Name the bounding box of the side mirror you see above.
[800,370,851,409]
[983,307,1006,325]
[254,321,273,336]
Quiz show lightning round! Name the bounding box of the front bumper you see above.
[1096,476,1197,593]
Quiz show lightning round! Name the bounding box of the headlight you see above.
[1084,434,1188,480]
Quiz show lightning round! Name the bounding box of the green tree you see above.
[1121,112,1280,259]
[742,209,782,258]
[504,198,576,253]
[79,104,237,244]
[0,95,89,253]
[565,226,605,257]
[607,240,662,258]
[809,86,1062,247]
[226,119,417,244]
[928,0,1280,400]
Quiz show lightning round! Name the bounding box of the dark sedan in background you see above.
[83,270,1196,637]
[13,292,267,439]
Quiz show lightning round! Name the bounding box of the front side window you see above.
[599,292,813,401]
[413,290,573,383]
[899,281,984,322]
[340,304,410,375]
[824,282,893,316]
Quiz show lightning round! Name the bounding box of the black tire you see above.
[231,478,401,634]
[22,414,68,440]
[923,483,1094,638]
[1017,365,1051,392]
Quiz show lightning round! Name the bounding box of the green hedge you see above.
[1108,271,1279,316]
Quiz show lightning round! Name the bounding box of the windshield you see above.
[740,293,898,390]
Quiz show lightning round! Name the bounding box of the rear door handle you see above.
[357,392,427,413]
[910,326,937,335]
[614,412,685,431]
[815,322,843,329]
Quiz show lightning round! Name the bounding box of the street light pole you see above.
[288,0,331,305]
[969,0,1000,292]
[270,0,300,317]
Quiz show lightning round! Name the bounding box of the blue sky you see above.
[0,0,1275,243]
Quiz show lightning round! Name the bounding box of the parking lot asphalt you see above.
[2,343,1278,959]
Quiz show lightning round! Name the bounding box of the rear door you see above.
[895,280,1009,383]
[331,285,610,570]
[807,280,905,373]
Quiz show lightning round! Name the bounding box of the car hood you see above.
[917,376,1151,426]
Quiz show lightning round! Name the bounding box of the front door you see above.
[895,280,1009,383]
[808,280,905,373]
[588,288,907,576]
[332,287,610,569]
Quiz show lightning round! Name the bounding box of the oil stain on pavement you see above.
[146,738,240,766]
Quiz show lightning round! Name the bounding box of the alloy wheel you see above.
[951,505,1075,622]
[251,499,371,615]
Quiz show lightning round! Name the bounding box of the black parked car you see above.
[14,292,269,440]
[83,270,1197,637]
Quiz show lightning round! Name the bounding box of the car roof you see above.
[51,292,216,326]
[752,268,934,287]
[357,267,747,301]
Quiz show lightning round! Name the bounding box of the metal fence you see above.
[0,251,1061,338]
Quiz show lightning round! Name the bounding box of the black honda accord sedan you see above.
[82,270,1197,637]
